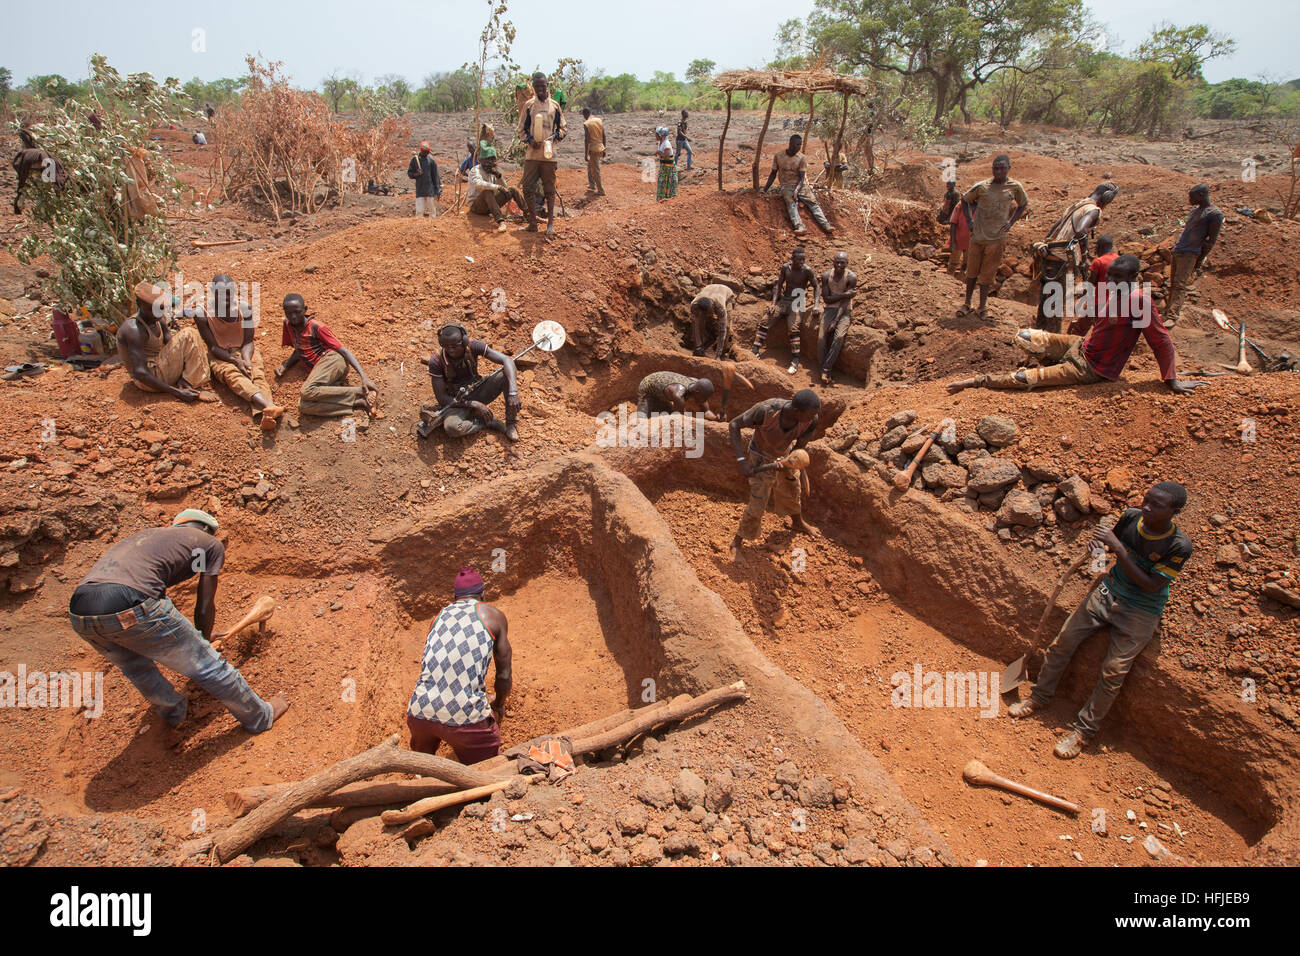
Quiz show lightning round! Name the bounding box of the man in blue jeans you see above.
[1009,482,1193,758]
[674,110,693,170]
[67,509,289,734]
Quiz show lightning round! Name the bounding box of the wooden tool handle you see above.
[893,432,937,489]
[1032,549,1093,643]
[963,760,1079,814]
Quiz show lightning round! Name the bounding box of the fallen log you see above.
[222,703,671,817]
[191,238,249,248]
[382,682,748,827]
[205,734,511,862]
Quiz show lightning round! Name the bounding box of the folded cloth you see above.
[516,735,575,782]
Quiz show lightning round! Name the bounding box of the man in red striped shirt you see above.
[947,255,1206,395]
[275,294,378,418]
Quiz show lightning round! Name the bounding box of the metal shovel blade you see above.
[1001,655,1029,695]
[1211,308,1233,332]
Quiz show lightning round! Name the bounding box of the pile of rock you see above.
[848,411,1107,537]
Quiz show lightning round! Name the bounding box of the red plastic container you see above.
[51,309,80,358]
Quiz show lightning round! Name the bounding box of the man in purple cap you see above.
[407,566,513,764]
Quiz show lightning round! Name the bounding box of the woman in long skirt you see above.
[655,126,677,201]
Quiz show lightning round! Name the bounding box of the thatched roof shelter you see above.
[711,69,871,190]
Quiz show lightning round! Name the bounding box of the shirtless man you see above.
[118,282,214,403]
[754,247,819,375]
[688,283,737,360]
[190,274,285,431]
[817,252,858,386]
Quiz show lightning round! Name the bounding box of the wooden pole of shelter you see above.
[832,92,850,191]
[718,91,732,191]
[752,93,777,191]
[805,93,815,154]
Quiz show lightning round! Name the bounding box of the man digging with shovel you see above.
[1008,481,1194,759]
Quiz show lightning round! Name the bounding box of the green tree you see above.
[686,59,716,83]
[806,0,1085,123]
[1137,23,1235,81]
[0,68,12,111]
[27,74,85,105]
[322,71,348,112]
[12,55,181,322]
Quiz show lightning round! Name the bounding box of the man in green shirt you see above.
[957,154,1029,320]
[1009,481,1193,758]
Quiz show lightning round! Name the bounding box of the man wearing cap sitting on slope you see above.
[118,282,216,403]
[466,146,527,232]
[407,566,512,764]
[67,510,289,735]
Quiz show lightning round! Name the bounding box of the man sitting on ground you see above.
[418,323,521,441]
[466,146,527,232]
[729,389,820,559]
[946,255,1206,395]
[407,566,511,765]
[118,282,215,403]
[1009,482,1194,759]
[635,371,718,420]
[275,294,378,418]
[688,283,737,360]
[191,274,285,431]
[67,509,289,735]
[763,135,835,237]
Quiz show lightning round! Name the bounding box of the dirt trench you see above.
[593,424,1291,864]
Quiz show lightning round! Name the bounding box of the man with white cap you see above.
[67,510,289,734]
[118,282,215,402]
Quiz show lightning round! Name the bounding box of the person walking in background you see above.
[655,126,678,201]
[675,109,693,170]
[407,141,441,217]
[582,107,606,196]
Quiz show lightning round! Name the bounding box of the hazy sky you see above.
[2,0,1294,89]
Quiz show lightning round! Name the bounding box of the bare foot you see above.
[268,695,291,724]
[521,224,538,232]
[946,377,976,394]
[197,390,219,403]
[729,538,743,561]
[545,226,556,240]
[791,516,819,537]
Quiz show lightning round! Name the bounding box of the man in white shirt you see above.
[466,147,527,232]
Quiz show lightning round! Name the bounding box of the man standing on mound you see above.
[729,389,820,559]
[518,71,565,239]
[1009,482,1194,759]
[407,567,512,764]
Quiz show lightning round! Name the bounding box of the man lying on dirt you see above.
[276,294,378,419]
[754,247,819,375]
[407,566,511,764]
[466,146,527,232]
[946,255,1207,395]
[635,371,718,420]
[1165,184,1223,327]
[688,283,737,360]
[762,134,835,237]
[1009,482,1194,759]
[1033,181,1118,332]
[816,252,858,387]
[729,389,820,560]
[119,282,216,403]
[956,154,1030,321]
[190,274,286,432]
[418,323,521,441]
[67,509,289,736]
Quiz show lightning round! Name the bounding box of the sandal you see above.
[955,305,973,318]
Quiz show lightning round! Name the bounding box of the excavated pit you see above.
[594,426,1289,863]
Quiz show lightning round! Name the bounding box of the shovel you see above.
[1212,308,1270,371]
[1000,546,1100,695]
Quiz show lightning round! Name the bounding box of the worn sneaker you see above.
[786,360,800,375]
[1053,729,1090,760]
[1007,698,1041,718]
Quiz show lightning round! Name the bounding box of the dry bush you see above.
[210,57,407,219]
[339,115,412,188]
